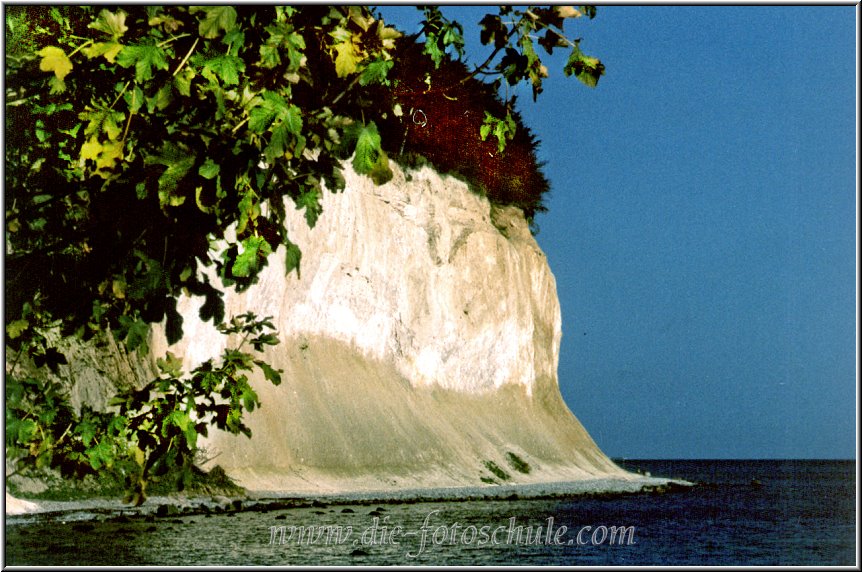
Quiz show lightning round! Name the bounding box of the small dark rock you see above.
[231,499,243,511]
[275,514,287,520]
[311,500,328,508]
[351,549,369,557]
[341,508,354,513]
[156,504,180,517]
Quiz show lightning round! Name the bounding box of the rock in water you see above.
[146,162,626,492]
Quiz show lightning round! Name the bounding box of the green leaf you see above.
[6,319,29,339]
[117,315,150,354]
[156,351,184,378]
[282,104,303,135]
[201,54,245,86]
[82,41,124,64]
[48,76,66,95]
[359,58,393,86]
[369,148,393,185]
[232,236,272,278]
[168,410,190,432]
[563,44,604,87]
[125,85,145,114]
[116,42,169,83]
[174,69,194,97]
[295,187,322,228]
[349,121,383,175]
[198,158,219,179]
[284,237,301,278]
[240,385,259,412]
[248,90,288,133]
[146,83,172,113]
[17,419,38,443]
[76,418,98,447]
[79,106,125,140]
[144,142,197,204]
[107,415,128,437]
[88,8,128,39]
[85,439,114,470]
[195,6,237,39]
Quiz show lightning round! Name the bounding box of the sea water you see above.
[4,460,856,566]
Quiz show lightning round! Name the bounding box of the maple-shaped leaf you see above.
[563,44,604,87]
[95,140,124,172]
[248,90,287,133]
[283,237,302,278]
[295,187,322,228]
[83,41,124,63]
[144,142,196,204]
[156,351,184,378]
[89,9,128,39]
[193,6,237,39]
[265,122,291,162]
[48,76,66,94]
[232,235,272,278]
[254,359,283,386]
[349,121,384,175]
[80,136,124,174]
[333,40,362,77]
[6,319,29,339]
[359,58,393,86]
[201,54,245,86]
[79,106,125,140]
[116,43,169,83]
[376,21,402,51]
[37,46,73,80]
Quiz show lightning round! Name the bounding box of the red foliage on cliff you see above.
[376,41,550,221]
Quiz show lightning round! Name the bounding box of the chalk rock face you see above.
[147,163,626,491]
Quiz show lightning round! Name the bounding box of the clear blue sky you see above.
[378,6,857,459]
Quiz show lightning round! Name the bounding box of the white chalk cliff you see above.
[144,163,628,492]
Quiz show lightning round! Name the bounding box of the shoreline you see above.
[5,476,692,522]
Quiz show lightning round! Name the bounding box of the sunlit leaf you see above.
[198,158,219,179]
[232,235,272,278]
[6,319,29,339]
[194,6,237,39]
[89,9,129,38]
[83,41,124,63]
[333,39,362,77]
[37,46,73,80]
[349,121,384,175]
